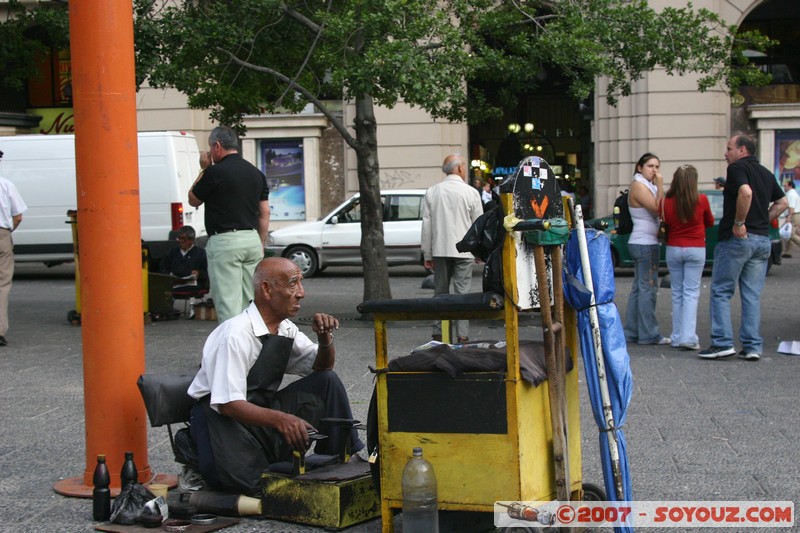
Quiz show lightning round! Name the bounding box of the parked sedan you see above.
[266,189,427,277]
[590,190,782,270]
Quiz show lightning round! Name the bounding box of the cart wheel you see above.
[582,482,606,501]
[67,310,80,325]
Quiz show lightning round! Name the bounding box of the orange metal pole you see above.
[54,0,151,495]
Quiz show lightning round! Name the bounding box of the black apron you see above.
[191,334,325,495]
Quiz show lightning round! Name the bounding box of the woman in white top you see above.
[624,152,669,345]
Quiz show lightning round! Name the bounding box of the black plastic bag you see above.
[456,205,504,261]
[482,247,503,295]
[456,206,505,294]
[109,483,155,525]
[173,426,199,468]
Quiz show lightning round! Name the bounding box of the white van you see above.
[0,131,205,266]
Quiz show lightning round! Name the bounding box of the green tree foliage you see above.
[129,0,772,301]
[2,0,773,300]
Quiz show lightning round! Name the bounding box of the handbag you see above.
[657,199,668,244]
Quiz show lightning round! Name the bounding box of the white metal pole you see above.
[573,205,624,500]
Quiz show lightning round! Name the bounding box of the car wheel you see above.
[285,245,319,277]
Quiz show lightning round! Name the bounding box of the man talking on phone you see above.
[190,126,271,322]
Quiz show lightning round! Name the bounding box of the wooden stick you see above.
[533,245,570,504]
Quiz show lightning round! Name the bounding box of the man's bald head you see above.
[442,154,467,181]
[254,257,301,292]
[253,257,305,324]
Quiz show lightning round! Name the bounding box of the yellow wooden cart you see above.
[359,164,584,532]
[66,209,165,324]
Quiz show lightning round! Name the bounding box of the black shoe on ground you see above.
[698,345,735,359]
[0,336,6,346]
[738,349,761,361]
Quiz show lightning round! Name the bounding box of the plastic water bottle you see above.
[120,451,138,488]
[92,454,111,521]
[401,447,439,533]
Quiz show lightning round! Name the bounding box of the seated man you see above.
[187,257,364,495]
[160,225,208,292]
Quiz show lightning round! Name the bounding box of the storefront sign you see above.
[28,108,75,135]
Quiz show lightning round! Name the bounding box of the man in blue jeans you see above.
[699,134,786,361]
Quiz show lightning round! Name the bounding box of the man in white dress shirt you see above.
[0,152,27,347]
[187,257,363,494]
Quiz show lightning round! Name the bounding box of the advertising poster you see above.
[774,130,800,187]
[260,139,306,220]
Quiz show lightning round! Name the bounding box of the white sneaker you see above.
[679,343,701,351]
[738,350,761,361]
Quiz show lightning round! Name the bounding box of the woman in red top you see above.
[661,165,714,350]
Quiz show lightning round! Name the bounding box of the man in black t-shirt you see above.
[699,134,786,362]
[189,126,270,322]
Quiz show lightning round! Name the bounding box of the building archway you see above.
[468,82,593,214]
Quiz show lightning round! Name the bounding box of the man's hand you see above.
[424,259,434,271]
[199,151,213,170]
[733,223,747,239]
[310,313,339,336]
[311,313,338,371]
[275,411,315,452]
[218,399,313,451]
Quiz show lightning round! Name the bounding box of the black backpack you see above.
[613,189,633,235]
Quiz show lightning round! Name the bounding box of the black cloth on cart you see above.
[385,339,572,388]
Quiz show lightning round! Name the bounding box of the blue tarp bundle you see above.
[563,227,634,533]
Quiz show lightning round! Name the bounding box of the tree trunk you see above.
[354,94,392,302]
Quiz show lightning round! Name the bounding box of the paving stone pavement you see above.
[1,260,798,532]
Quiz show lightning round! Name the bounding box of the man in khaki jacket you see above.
[421,154,483,343]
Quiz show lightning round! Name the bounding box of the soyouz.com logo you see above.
[494,500,794,528]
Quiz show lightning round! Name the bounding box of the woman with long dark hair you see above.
[624,152,668,345]
[661,165,714,350]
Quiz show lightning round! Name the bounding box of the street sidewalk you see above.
[2,261,799,532]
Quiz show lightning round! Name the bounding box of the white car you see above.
[266,189,427,277]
